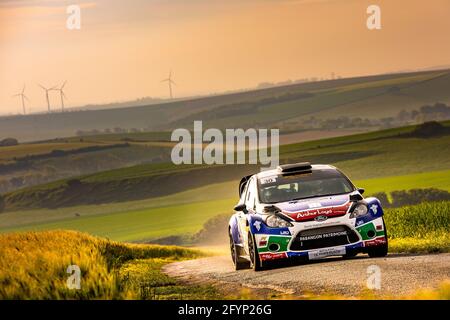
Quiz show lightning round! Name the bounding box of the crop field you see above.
[0,230,216,299]
[385,201,450,253]
[0,141,102,164]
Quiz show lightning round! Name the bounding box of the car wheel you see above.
[343,251,358,259]
[368,219,389,258]
[248,232,264,271]
[229,231,250,270]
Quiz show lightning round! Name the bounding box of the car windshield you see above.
[257,169,354,204]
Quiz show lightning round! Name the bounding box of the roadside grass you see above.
[0,230,219,299]
[118,258,222,300]
[402,280,450,300]
[0,230,448,300]
[275,280,450,300]
[384,201,450,253]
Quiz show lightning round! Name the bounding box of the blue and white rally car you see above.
[229,163,388,271]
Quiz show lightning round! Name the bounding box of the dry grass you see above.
[0,230,205,299]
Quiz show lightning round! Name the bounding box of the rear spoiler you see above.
[238,175,252,197]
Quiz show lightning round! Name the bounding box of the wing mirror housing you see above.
[357,188,365,195]
[234,203,248,214]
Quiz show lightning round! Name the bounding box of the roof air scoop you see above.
[277,162,312,176]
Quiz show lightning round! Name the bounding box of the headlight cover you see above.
[265,215,293,228]
[350,203,368,218]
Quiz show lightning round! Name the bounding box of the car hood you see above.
[275,194,352,222]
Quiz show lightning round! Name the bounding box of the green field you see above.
[354,170,450,195]
[386,201,450,253]
[0,198,236,242]
[4,121,450,211]
[2,169,450,242]
[2,121,450,242]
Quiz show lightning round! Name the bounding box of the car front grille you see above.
[290,225,360,251]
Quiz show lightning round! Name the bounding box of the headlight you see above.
[265,215,293,228]
[350,203,368,218]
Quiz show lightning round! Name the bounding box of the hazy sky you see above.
[1,0,449,114]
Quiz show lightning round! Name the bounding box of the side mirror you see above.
[357,188,365,195]
[234,203,248,213]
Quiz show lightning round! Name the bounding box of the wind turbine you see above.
[55,81,67,112]
[13,85,29,115]
[39,84,56,112]
[161,70,176,99]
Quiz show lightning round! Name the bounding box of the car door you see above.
[240,177,257,253]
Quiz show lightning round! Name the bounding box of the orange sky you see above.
[1,0,449,114]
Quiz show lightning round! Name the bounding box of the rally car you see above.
[228,163,388,271]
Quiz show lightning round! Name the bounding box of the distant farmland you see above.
[2,121,450,243]
[3,121,450,211]
[1,69,449,142]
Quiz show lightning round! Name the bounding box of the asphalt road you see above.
[163,253,450,298]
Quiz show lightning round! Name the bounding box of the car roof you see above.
[255,164,337,179]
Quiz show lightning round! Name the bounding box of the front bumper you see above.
[254,216,387,262]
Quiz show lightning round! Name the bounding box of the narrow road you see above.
[163,253,450,298]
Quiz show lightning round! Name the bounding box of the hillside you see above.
[1,69,449,142]
[3,121,450,212]
[0,139,174,195]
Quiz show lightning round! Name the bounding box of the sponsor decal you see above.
[308,247,346,260]
[280,230,290,235]
[259,236,268,247]
[259,252,288,261]
[278,195,348,212]
[364,237,387,247]
[284,202,351,222]
[297,231,348,241]
[314,215,328,222]
[370,204,378,214]
[308,202,322,209]
[261,177,277,184]
[253,221,261,231]
[303,220,341,229]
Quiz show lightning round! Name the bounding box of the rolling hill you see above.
[2,121,450,212]
[1,69,449,142]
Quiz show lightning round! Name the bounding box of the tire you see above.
[367,243,388,257]
[248,232,264,271]
[368,219,389,258]
[343,251,358,259]
[229,231,250,270]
